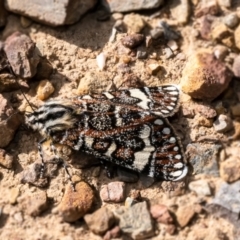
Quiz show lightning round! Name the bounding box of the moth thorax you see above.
[25,102,77,135]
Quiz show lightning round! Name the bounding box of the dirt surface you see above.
[0,2,240,240]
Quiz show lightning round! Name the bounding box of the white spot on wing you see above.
[105,142,117,157]
[162,128,171,135]
[154,119,163,125]
[169,137,176,143]
[133,137,155,171]
[139,125,151,138]
[129,89,151,109]
[82,95,92,99]
[103,92,114,99]
[85,137,94,148]
[175,154,182,159]
[173,146,179,151]
[174,162,183,168]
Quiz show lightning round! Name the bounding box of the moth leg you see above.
[50,142,75,191]
[38,138,47,178]
[100,160,114,178]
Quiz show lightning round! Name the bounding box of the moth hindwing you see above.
[25,85,188,181]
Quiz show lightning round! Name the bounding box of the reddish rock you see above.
[176,205,195,227]
[195,103,217,118]
[100,181,126,203]
[103,226,121,240]
[58,181,94,222]
[180,51,233,101]
[0,94,22,148]
[19,191,48,217]
[195,1,219,17]
[0,149,13,169]
[199,16,213,40]
[150,204,173,224]
[121,34,145,49]
[20,162,49,188]
[84,207,116,235]
[220,156,240,183]
[4,32,40,79]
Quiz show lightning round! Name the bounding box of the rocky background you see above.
[0,0,240,239]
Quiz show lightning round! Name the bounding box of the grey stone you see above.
[211,180,240,215]
[222,13,239,28]
[187,143,221,177]
[114,201,155,239]
[189,179,211,196]
[213,114,233,133]
[5,0,97,26]
[102,0,164,13]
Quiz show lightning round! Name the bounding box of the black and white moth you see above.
[25,85,188,181]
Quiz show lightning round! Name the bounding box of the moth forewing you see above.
[25,86,188,182]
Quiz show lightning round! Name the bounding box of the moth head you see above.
[25,100,78,136]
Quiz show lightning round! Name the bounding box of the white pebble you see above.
[96,52,106,70]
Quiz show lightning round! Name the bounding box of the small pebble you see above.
[100,181,126,203]
[147,62,161,75]
[13,212,23,223]
[114,201,154,239]
[213,45,228,60]
[58,181,94,222]
[220,156,240,183]
[37,80,55,100]
[84,207,116,235]
[112,13,124,20]
[213,114,233,133]
[222,13,239,28]
[180,51,232,101]
[165,47,174,59]
[195,115,213,127]
[232,55,240,77]
[109,27,117,43]
[0,149,13,169]
[125,197,138,208]
[136,48,148,59]
[231,103,240,116]
[19,191,48,217]
[150,204,173,224]
[9,187,20,204]
[176,205,195,227]
[121,34,145,49]
[170,0,190,24]
[159,21,180,40]
[150,27,164,39]
[189,180,211,196]
[103,226,121,240]
[123,13,145,33]
[217,0,231,8]
[96,52,107,70]
[195,104,217,118]
[167,40,178,51]
[20,16,32,28]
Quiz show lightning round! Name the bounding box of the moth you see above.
[25,85,188,181]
